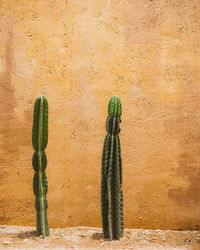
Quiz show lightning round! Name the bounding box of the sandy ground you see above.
[0,225,200,249]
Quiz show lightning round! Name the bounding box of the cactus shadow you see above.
[91,232,105,241]
[15,230,37,239]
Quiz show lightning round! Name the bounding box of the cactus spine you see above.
[101,96,124,240]
[32,95,49,238]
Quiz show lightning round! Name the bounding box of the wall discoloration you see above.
[167,82,200,229]
[0,25,33,225]
[0,28,17,223]
[0,0,200,229]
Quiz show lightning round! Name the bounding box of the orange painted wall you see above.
[0,0,200,230]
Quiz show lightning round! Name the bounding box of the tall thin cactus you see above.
[32,95,49,238]
[101,96,124,240]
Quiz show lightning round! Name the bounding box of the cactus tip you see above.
[108,96,122,117]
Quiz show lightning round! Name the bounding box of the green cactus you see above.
[32,95,49,238]
[101,96,124,240]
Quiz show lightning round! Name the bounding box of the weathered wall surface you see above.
[0,0,200,229]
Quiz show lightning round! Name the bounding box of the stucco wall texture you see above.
[0,0,200,230]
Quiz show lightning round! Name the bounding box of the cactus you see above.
[101,96,124,240]
[32,95,49,238]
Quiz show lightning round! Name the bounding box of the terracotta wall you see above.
[0,0,200,230]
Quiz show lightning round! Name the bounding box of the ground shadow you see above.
[91,232,104,241]
[14,230,36,239]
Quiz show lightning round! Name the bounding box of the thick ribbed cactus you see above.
[32,95,49,238]
[101,96,124,240]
